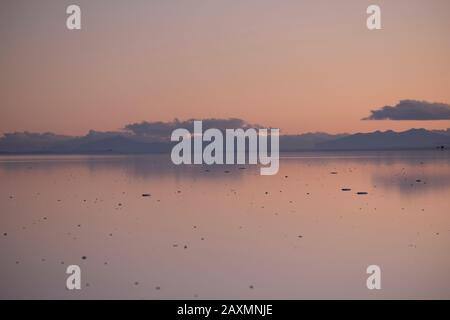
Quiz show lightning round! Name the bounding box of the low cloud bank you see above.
[363,100,450,120]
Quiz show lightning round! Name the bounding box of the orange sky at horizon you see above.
[1,0,450,136]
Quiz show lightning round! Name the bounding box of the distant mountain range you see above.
[0,128,449,154]
[316,128,450,151]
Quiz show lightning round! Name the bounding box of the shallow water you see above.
[1,151,449,299]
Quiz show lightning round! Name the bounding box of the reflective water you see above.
[1,151,449,299]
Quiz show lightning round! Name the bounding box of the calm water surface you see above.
[1,151,449,299]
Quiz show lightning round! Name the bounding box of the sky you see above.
[1,0,450,136]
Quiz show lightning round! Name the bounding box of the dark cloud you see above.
[363,100,450,120]
[124,118,261,139]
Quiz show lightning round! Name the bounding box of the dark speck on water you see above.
[82,256,87,260]
[142,193,151,197]
[341,188,351,192]
[356,192,368,195]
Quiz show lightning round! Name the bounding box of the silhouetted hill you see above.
[318,129,450,150]
[49,135,171,154]
[279,133,348,151]
[0,128,449,154]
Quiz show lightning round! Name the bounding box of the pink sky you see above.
[1,0,449,135]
